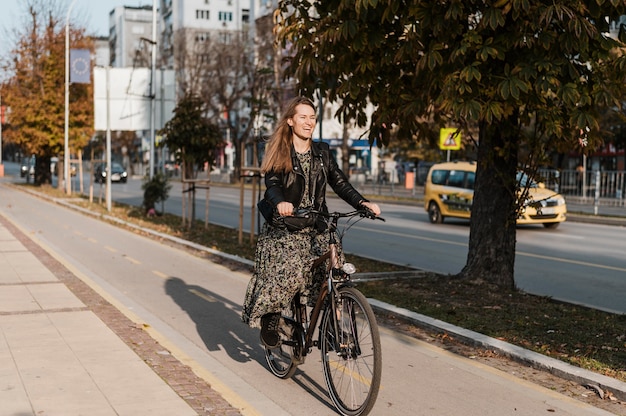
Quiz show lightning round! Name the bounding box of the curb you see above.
[567,213,626,226]
[52,196,255,269]
[369,299,626,402]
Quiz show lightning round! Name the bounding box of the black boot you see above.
[260,313,281,348]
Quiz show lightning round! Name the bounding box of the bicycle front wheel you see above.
[320,286,382,416]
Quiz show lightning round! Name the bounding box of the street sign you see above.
[439,128,462,150]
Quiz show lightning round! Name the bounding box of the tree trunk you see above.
[341,120,350,174]
[34,156,52,185]
[459,118,519,290]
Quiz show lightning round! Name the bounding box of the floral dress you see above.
[242,150,341,328]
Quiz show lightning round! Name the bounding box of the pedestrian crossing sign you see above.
[439,128,462,150]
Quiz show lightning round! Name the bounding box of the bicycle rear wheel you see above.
[320,286,382,416]
[264,302,302,379]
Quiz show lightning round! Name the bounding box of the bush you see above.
[142,173,172,214]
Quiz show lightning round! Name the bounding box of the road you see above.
[1,182,618,415]
[75,174,626,315]
[4,163,626,314]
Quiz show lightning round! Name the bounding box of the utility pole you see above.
[64,0,78,194]
[149,0,157,179]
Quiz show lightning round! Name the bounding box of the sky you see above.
[0,0,152,55]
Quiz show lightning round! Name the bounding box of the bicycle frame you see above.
[293,214,351,360]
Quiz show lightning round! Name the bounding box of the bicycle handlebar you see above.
[292,208,385,222]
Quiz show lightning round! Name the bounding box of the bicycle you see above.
[264,208,384,416]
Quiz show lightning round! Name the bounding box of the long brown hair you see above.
[261,96,316,173]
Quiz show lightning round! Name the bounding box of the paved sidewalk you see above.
[0,215,242,416]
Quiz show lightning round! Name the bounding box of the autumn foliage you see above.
[2,2,93,184]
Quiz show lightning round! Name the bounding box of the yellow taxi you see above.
[423,161,567,228]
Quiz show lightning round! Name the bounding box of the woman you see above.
[241,96,381,348]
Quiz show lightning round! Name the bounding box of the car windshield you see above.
[97,163,123,170]
[516,172,539,188]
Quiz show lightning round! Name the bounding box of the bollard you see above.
[594,170,600,215]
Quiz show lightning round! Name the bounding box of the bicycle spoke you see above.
[321,287,381,416]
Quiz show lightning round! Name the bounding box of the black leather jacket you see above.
[264,141,367,214]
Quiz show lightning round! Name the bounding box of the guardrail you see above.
[350,168,625,209]
[538,169,626,207]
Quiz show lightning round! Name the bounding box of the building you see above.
[158,0,253,175]
[160,0,250,69]
[104,5,176,176]
[109,6,155,68]
[93,37,110,68]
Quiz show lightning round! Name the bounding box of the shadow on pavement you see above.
[164,276,263,364]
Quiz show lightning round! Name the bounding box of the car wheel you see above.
[428,202,444,224]
[543,222,560,229]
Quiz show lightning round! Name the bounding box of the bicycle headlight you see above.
[342,263,356,275]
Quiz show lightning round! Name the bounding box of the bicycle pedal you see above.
[279,317,299,337]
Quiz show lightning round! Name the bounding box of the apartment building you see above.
[109,5,154,68]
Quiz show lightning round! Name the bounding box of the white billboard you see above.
[94,67,175,131]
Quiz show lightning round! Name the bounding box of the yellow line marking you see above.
[124,255,141,265]
[87,237,97,243]
[327,357,379,390]
[189,289,217,302]
[152,270,168,279]
[104,246,117,253]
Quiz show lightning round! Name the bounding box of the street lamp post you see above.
[149,0,157,179]
[64,0,78,195]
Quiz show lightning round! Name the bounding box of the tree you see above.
[171,25,284,182]
[1,0,93,185]
[276,0,626,289]
[160,93,222,227]
[159,93,222,179]
[172,29,252,181]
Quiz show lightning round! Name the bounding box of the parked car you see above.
[94,162,128,183]
[424,161,567,228]
[49,157,77,177]
[157,161,180,177]
[20,156,35,178]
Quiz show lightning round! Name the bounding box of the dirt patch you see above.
[376,311,626,415]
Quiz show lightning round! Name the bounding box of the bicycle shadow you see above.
[291,370,339,413]
[164,276,264,363]
[164,277,343,412]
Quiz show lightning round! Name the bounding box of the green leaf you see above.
[460,64,482,83]
[483,7,506,30]
[483,101,504,123]
[477,45,500,62]
[427,51,443,70]
[558,83,581,107]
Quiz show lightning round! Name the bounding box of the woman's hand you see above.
[361,201,381,216]
[276,201,295,216]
